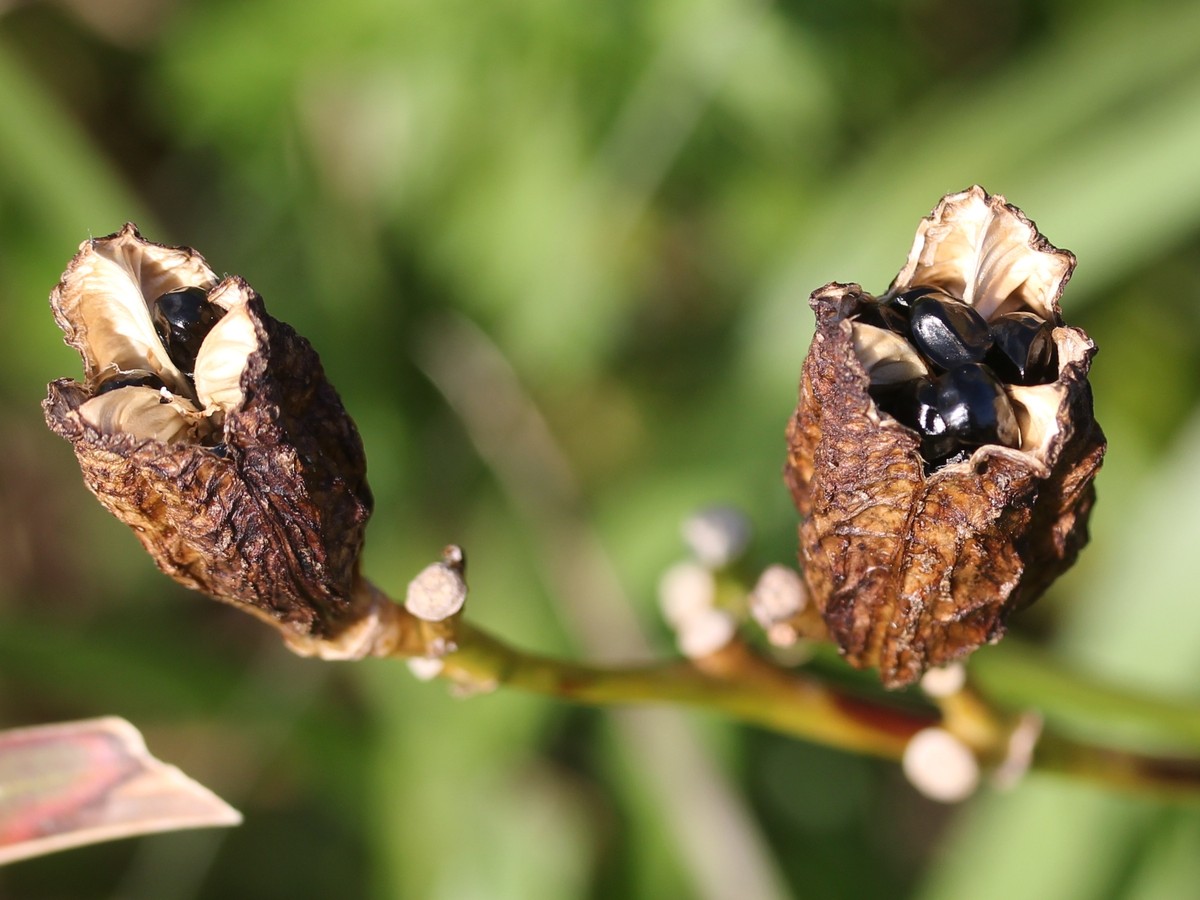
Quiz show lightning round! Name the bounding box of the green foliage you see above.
[2,0,1199,896]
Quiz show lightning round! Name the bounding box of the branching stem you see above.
[358,578,1200,800]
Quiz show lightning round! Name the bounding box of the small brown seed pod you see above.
[43,225,373,639]
[783,187,1105,688]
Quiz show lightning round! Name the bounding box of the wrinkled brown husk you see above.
[783,189,1105,688]
[44,230,372,639]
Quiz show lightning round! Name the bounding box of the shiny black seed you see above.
[934,364,1020,450]
[870,377,959,460]
[209,442,229,458]
[855,300,909,333]
[95,369,167,395]
[909,296,992,371]
[987,311,1057,385]
[151,286,222,378]
[890,284,951,314]
[869,377,920,422]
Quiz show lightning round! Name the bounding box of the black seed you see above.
[890,284,950,314]
[870,377,959,460]
[909,295,992,371]
[151,286,222,378]
[934,364,1020,450]
[209,442,229,458]
[987,311,1057,385]
[95,369,166,395]
[869,377,920,422]
[855,299,909,333]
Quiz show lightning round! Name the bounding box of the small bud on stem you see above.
[404,546,469,622]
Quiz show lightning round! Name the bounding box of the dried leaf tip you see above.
[44,225,373,641]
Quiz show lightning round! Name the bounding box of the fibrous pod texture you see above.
[44,225,373,639]
[784,187,1105,688]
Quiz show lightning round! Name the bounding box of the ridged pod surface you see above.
[44,225,373,639]
[784,187,1105,688]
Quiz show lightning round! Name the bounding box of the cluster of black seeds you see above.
[95,286,228,450]
[855,285,1058,469]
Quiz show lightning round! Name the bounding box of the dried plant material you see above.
[785,187,1105,688]
[747,564,808,632]
[991,712,1044,790]
[44,225,373,640]
[656,552,739,658]
[658,561,718,627]
[407,657,446,681]
[404,546,469,622]
[919,664,968,699]
[0,717,240,866]
[681,506,752,568]
[676,607,738,659]
[901,727,980,803]
[850,323,931,385]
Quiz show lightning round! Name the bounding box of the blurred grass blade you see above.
[1055,408,1200,687]
[917,783,1157,900]
[0,717,240,866]
[766,1,1200,302]
[745,2,1200,386]
[917,405,1200,900]
[0,43,148,233]
[970,642,1200,753]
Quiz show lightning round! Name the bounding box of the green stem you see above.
[366,581,1200,798]
[439,628,926,763]
[1034,730,1200,801]
[438,624,931,760]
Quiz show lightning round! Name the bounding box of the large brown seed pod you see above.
[44,225,373,639]
[784,187,1106,688]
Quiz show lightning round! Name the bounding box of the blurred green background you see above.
[3,0,1200,897]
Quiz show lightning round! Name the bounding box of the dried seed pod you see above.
[784,186,1105,688]
[44,224,373,639]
